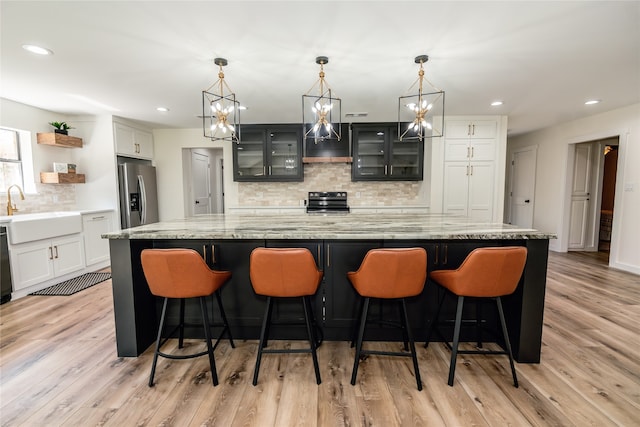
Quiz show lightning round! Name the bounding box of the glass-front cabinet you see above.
[233,125,303,182]
[351,123,423,181]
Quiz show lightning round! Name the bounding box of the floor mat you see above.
[29,272,111,296]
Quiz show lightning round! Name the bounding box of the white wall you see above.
[508,103,640,275]
[152,128,232,220]
[0,98,120,221]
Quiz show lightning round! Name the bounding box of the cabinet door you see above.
[268,127,303,181]
[469,139,496,161]
[443,162,470,216]
[389,137,423,180]
[234,129,266,180]
[468,162,495,221]
[135,130,154,159]
[10,240,55,290]
[83,213,113,266]
[468,121,497,139]
[52,235,85,277]
[323,241,381,336]
[114,123,136,156]
[352,125,387,180]
[444,139,471,161]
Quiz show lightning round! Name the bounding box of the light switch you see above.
[624,182,635,192]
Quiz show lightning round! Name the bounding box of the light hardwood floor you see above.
[1,252,638,426]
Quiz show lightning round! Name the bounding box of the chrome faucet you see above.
[6,184,25,216]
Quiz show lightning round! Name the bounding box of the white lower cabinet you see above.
[82,212,113,266]
[10,234,84,291]
[443,161,495,221]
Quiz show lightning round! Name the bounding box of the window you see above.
[0,128,24,191]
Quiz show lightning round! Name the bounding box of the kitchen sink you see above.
[8,211,82,244]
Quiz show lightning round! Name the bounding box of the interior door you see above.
[568,143,593,249]
[509,146,537,228]
[191,151,211,215]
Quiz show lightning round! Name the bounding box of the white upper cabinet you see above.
[445,120,497,139]
[114,122,154,159]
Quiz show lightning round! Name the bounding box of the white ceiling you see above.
[1,1,639,136]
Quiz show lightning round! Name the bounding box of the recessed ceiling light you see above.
[491,101,504,107]
[156,107,169,112]
[585,99,601,105]
[22,44,53,55]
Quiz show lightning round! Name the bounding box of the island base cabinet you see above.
[109,237,547,363]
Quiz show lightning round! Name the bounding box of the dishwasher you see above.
[1,225,12,304]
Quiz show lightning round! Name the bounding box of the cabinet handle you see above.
[317,244,321,263]
[390,165,393,175]
[212,244,216,264]
[384,165,388,175]
[263,166,266,176]
[434,245,439,265]
[472,124,475,135]
[466,165,470,176]
[203,245,207,263]
[92,216,105,220]
[467,124,471,136]
[467,147,470,158]
[327,244,331,267]
[471,147,474,158]
[54,245,59,259]
[269,165,272,175]
[443,244,448,265]
[49,246,54,260]
[470,165,474,175]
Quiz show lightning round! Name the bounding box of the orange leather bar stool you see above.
[348,248,427,391]
[425,246,527,387]
[249,248,323,386]
[141,248,233,387]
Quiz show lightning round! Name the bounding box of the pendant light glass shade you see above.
[202,58,241,143]
[302,56,342,144]
[398,55,444,142]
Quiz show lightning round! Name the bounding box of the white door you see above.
[191,151,211,215]
[509,146,537,228]
[568,143,593,249]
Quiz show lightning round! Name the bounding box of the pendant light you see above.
[302,56,342,143]
[202,58,241,143]
[398,55,445,142]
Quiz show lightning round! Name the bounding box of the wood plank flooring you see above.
[1,252,638,426]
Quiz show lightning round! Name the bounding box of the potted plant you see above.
[49,121,74,135]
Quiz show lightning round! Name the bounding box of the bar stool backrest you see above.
[348,248,427,299]
[432,247,527,297]
[249,248,323,297]
[141,248,230,298]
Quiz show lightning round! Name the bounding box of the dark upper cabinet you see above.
[351,123,424,181]
[233,124,303,182]
[303,123,350,158]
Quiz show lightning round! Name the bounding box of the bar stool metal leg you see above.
[149,297,169,387]
[213,290,235,350]
[252,296,273,386]
[199,296,218,386]
[351,297,370,386]
[400,298,422,391]
[496,296,519,387]
[448,295,465,386]
[178,298,185,348]
[303,296,321,385]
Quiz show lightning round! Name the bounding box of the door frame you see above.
[560,129,625,259]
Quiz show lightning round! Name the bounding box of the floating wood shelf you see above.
[37,133,83,148]
[40,172,86,184]
[303,156,352,164]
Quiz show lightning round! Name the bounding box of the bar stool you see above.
[348,248,427,391]
[249,247,323,386]
[141,248,233,387]
[425,246,527,387]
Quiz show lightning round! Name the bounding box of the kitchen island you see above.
[104,213,554,362]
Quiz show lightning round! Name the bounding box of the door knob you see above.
[524,199,530,203]
[195,200,200,204]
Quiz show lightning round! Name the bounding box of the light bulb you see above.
[313,123,320,132]
[228,124,235,132]
[426,103,433,111]
[315,101,322,111]
[216,102,222,112]
[421,100,427,109]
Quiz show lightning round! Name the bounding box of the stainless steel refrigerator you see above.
[118,163,159,228]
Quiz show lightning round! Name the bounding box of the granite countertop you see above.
[103,213,556,240]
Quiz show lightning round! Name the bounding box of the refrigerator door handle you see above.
[138,174,147,224]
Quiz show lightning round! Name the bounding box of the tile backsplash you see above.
[238,163,424,207]
[1,184,76,214]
